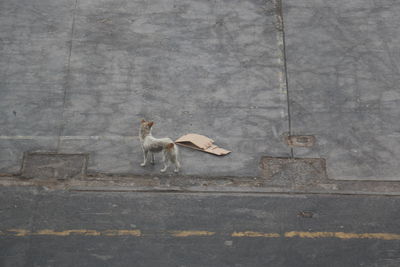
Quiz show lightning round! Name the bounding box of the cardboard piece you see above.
[175,133,231,156]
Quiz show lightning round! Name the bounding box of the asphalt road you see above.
[1,187,400,267]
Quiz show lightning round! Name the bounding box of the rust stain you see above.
[284,135,316,147]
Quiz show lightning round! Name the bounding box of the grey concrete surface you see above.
[21,152,87,180]
[2,0,400,181]
[0,0,74,173]
[1,187,400,266]
[0,138,58,174]
[283,0,400,180]
[0,0,290,176]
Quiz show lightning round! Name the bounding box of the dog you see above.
[139,119,181,173]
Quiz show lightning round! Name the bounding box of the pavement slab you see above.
[59,0,290,176]
[283,0,400,180]
[1,0,291,177]
[1,0,400,182]
[0,0,75,172]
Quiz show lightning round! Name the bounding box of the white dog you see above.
[139,119,181,173]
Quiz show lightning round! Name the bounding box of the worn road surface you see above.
[1,187,400,267]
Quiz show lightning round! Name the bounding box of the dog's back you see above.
[143,136,174,153]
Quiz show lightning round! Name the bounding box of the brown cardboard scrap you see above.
[175,134,231,156]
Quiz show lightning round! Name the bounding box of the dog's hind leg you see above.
[160,153,170,173]
[174,161,180,173]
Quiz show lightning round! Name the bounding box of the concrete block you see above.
[21,152,88,180]
[260,157,327,187]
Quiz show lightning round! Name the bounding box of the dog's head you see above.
[140,119,154,136]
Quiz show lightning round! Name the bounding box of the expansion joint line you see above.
[57,0,78,151]
[274,0,294,157]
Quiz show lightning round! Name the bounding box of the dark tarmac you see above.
[1,187,400,267]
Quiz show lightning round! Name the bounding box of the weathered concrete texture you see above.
[0,0,74,134]
[284,0,400,180]
[260,157,327,188]
[0,0,75,172]
[56,0,290,175]
[0,0,291,176]
[21,153,87,180]
[0,139,58,174]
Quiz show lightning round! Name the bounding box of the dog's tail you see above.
[165,143,175,150]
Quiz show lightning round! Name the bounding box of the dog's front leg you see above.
[151,153,155,165]
[141,148,149,167]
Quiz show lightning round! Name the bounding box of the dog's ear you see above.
[148,121,154,127]
[141,119,146,123]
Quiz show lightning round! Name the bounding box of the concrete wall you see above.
[284,0,400,180]
[2,0,400,179]
[0,0,290,176]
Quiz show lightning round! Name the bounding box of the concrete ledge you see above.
[0,153,396,195]
[2,172,400,196]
